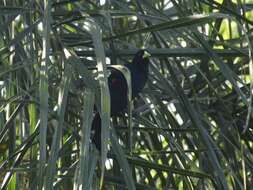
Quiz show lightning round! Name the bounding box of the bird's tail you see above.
[91,113,101,151]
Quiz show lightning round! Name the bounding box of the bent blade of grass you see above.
[77,88,95,190]
[108,65,133,153]
[44,63,72,189]
[83,17,111,189]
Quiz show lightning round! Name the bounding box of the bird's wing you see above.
[108,68,126,87]
[108,68,128,115]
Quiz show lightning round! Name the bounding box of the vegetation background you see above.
[0,0,252,189]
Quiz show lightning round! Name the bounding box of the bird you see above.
[91,49,151,150]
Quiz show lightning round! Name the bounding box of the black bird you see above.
[91,49,151,150]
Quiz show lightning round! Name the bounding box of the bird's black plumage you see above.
[91,50,150,150]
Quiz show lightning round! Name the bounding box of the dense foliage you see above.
[0,0,252,189]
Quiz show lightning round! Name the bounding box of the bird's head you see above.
[132,49,151,72]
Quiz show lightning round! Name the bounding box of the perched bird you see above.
[91,49,151,150]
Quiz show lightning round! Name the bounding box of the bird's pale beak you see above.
[143,50,151,58]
